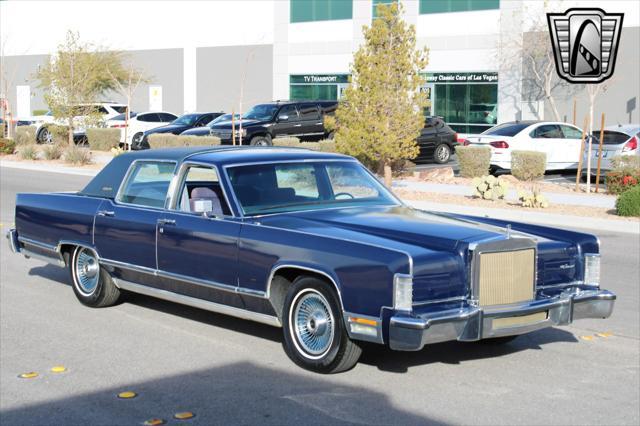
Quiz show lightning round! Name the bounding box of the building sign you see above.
[423,72,498,83]
[148,85,163,112]
[16,85,31,119]
[290,74,350,84]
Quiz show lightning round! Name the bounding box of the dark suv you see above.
[415,116,458,164]
[209,100,338,146]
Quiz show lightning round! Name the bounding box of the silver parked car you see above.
[587,124,639,171]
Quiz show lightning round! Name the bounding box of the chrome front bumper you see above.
[389,288,616,351]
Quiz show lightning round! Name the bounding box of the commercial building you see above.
[1,0,638,133]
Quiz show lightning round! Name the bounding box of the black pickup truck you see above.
[209,100,337,146]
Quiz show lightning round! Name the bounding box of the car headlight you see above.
[583,253,601,287]
[234,128,247,137]
[393,274,413,311]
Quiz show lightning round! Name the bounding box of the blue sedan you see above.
[7,147,615,373]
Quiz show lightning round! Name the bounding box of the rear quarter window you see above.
[597,131,632,145]
[117,161,176,208]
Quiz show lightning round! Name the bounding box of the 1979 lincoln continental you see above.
[7,147,615,373]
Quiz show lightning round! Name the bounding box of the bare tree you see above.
[0,35,18,138]
[499,1,575,121]
[584,83,606,192]
[106,57,149,150]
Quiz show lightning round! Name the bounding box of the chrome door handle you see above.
[157,218,176,225]
[294,124,302,127]
[97,210,115,217]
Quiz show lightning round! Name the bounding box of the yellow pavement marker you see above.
[580,335,594,341]
[143,418,165,425]
[50,365,67,373]
[18,372,38,379]
[596,332,613,338]
[174,412,195,420]
[117,391,138,399]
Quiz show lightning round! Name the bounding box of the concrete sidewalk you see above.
[404,199,639,235]
[394,180,617,209]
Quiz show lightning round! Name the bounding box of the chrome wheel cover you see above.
[42,129,53,144]
[291,290,335,358]
[254,139,269,146]
[436,145,449,162]
[74,248,99,295]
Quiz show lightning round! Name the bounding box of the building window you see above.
[425,72,498,133]
[290,0,353,23]
[420,0,499,14]
[372,0,397,19]
[290,74,350,100]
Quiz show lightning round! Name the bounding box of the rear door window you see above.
[298,104,321,121]
[531,125,562,139]
[158,113,177,122]
[117,161,176,208]
[277,105,299,122]
[559,125,583,139]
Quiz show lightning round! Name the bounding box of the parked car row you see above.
[464,121,639,173]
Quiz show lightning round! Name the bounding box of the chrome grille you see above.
[471,239,537,307]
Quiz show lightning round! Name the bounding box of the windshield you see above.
[243,104,279,121]
[227,161,398,215]
[172,114,200,126]
[482,122,530,137]
[209,113,240,127]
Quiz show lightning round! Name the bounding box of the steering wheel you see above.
[334,192,355,200]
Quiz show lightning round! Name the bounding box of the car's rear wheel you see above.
[282,277,362,373]
[69,246,120,308]
[249,135,272,146]
[433,143,451,164]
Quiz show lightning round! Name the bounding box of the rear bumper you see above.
[6,228,19,253]
[389,287,615,351]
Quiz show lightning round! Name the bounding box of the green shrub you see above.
[86,128,120,151]
[606,156,640,195]
[15,126,37,145]
[472,175,509,200]
[615,186,640,217]
[518,188,549,208]
[48,125,71,144]
[18,144,39,160]
[0,138,16,154]
[147,134,221,149]
[42,143,63,160]
[63,145,92,165]
[456,146,491,178]
[272,137,301,147]
[511,150,546,181]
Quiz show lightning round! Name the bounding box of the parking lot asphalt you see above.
[1,166,638,426]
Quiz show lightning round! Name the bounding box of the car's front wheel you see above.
[283,277,362,373]
[69,246,120,308]
[433,143,451,164]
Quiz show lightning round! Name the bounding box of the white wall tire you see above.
[282,276,361,373]
[69,246,120,308]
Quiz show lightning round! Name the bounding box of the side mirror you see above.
[278,115,289,122]
[203,210,219,220]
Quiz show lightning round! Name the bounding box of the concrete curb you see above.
[404,199,640,235]
[0,161,100,177]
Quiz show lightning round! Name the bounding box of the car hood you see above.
[180,127,211,136]
[145,124,189,135]
[257,205,505,254]
[210,119,265,130]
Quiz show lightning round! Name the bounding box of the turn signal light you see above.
[393,274,413,311]
[584,254,601,287]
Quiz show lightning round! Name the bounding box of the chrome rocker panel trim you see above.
[113,278,281,327]
[388,288,616,351]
